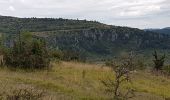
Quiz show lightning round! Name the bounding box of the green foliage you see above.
[62,50,86,62]
[0,16,102,33]
[152,50,165,70]
[163,65,170,75]
[1,16,170,59]
[102,55,135,100]
[136,60,145,70]
[49,49,63,60]
[5,32,50,69]
[49,49,86,62]
[105,59,114,67]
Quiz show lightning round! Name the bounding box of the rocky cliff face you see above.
[0,15,170,57]
[34,26,170,56]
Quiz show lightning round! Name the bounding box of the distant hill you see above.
[164,27,170,29]
[0,15,170,58]
[145,27,170,34]
[0,15,106,33]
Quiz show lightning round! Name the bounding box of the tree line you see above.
[0,32,86,69]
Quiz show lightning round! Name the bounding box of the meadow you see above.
[0,61,170,100]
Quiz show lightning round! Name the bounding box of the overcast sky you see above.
[0,0,170,29]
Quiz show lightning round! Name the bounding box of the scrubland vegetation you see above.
[0,16,170,100]
[0,32,170,100]
[0,62,170,100]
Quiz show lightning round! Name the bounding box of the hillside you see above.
[0,16,105,33]
[0,62,169,100]
[0,16,170,58]
[145,27,170,34]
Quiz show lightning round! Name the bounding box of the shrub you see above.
[0,87,45,100]
[163,65,170,75]
[152,50,165,70]
[49,49,63,60]
[4,32,50,69]
[102,54,135,100]
[136,60,145,70]
[105,59,114,67]
[62,50,86,62]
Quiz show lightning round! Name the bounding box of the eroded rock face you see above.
[1,15,169,57]
[41,27,170,56]
[3,26,168,57]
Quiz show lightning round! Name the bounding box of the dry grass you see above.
[0,61,169,100]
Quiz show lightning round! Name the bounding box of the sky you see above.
[0,0,170,29]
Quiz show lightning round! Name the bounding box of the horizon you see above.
[0,0,170,29]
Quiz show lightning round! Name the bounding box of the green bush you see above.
[152,50,165,70]
[49,49,63,60]
[4,32,50,69]
[163,65,170,75]
[136,60,146,70]
[105,59,114,67]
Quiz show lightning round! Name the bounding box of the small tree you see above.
[5,32,50,69]
[152,50,165,70]
[102,54,135,100]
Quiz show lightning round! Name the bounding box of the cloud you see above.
[7,6,15,11]
[20,0,25,3]
[0,0,169,28]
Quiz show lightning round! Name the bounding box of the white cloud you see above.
[8,6,15,11]
[119,5,161,17]
[0,0,169,28]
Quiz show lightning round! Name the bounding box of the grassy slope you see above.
[0,62,170,100]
